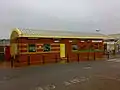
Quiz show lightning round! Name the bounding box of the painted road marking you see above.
[63,77,89,86]
[107,59,120,62]
[35,77,89,90]
[63,81,71,86]
[35,84,56,90]
[95,75,120,82]
[83,66,92,69]
[107,59,117,61]
[36,87,44,90]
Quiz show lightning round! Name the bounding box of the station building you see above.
[10,28,107,66]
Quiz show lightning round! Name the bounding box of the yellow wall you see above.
[60,44,65,58]
[10,43,18,57]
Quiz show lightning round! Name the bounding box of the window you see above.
[72,44,78,50]
[28,44,36,52]
[43,44,51,52]
[94,43,98,49]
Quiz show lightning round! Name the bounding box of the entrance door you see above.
[60,44,65,58]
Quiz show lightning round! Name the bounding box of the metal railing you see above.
[10,52,120,68]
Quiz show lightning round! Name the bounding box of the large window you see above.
[43,44,51,52]
[28,44,36,52]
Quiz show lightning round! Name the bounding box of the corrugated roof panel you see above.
[17,28,107,39]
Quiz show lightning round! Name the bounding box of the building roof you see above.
[0,39,10,46]
[108,34,120,39]
[10,28,108,39]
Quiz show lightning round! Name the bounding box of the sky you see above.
[0,0,120,38]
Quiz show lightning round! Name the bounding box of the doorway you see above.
[60,44,65,58]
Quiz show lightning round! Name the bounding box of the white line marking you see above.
[35,84,56,90]
[63,81,71,86]
[107,59,117,61]
[95,75,120,82]
[69,78,81,83]
[83,67,92,69]
[107,59,120,62]
[36,87,44,90]
[46,84,56,90]
[63,77,89,86]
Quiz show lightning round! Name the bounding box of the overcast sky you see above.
[0,0,120,38]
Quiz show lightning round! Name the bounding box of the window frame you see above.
[71,44,78,51]
[28,44,37,52]
[43,43,51,52]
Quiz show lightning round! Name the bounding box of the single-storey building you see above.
[0,39,10,61]
[106,34,120,53]
[10,28,107,67]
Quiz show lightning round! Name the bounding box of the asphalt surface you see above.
[0,59,120,90]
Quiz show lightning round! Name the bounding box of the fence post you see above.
[28,55,30,65]
[42,55,45,64]
[77,53,79,62]
[107,52,110,59]
[94,52,96,61]
[113,50,115,55]
[87,52,89,61]
[11,57,14,68]
[55,54,58,63]
[66,54,69,63]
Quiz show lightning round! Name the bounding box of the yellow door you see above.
[60,44,65,58]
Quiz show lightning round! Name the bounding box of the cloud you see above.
[0,0,120,38]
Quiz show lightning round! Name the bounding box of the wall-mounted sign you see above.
[92,40,102,42]
[54,40,60,43]
[69,40,73,42]
[81,41,85,42]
